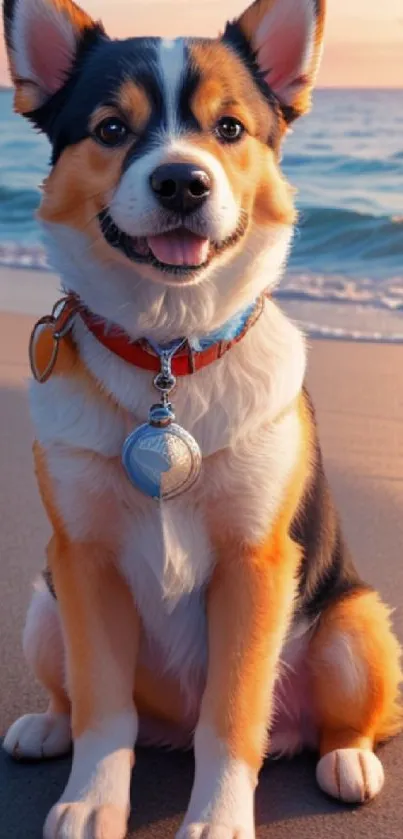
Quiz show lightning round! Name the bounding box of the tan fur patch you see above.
[14,82,42,114]
[34,443,139,737]
[39,138,126,228]
[51,0,95,33]
[89,84,152,139]
[188,41,296,231]
[190,41,275,142]
[38,138,133,268]
[39,83,151,238]
[34,441,69,539]
[309,589,403,755]
[134,665,189,728]
[201,395,312,769]
[117,81,152,134]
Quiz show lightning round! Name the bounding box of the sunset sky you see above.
[0,0,402,88]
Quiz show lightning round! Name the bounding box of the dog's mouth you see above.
[98,210,247,275]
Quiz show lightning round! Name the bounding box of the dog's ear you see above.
[3,0,105,117]
[224,0,325,122]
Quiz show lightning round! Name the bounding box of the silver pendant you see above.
[122,340,202,500]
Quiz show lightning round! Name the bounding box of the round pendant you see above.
[122,421,202,500]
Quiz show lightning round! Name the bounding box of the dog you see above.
[2,0,402,837]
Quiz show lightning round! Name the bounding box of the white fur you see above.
[43,221,293,343]
[158,38,186,136]
[23,576,66,685]
[44,712,136,839]
[178,723,256,839]
[320,634,368,698]
[269,618,319,757]
[120,500,211,688]
[109,139,239,246]
[3,711,71,759]
[30,296,304,455]
[316,749,385,803]
[3,580,71,759]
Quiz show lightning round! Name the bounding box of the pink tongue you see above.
[147,230,210,267]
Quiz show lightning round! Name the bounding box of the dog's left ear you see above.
[224,0,325,122]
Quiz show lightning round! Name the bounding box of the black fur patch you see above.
[5,3,287,163]
[3,0,17,49]
[21,36,205,164]
[123,42,201,172]
[33,37,162,163]
[292,390,370,621]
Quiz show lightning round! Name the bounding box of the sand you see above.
[1,278,403,839]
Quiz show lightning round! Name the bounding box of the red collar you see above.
[30,292,267,382]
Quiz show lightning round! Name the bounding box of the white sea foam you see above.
[1,243,402,343]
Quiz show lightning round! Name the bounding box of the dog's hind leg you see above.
[3,577,72,760]
[309,589,403,803]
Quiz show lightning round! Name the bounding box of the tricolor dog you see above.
[2,0,402,837]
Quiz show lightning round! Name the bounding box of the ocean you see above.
[0,87,402,341]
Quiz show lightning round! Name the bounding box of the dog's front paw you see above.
[44,802,128,839]
[3,712,71,760]
[316,748,385,803]
[177,823,255,839]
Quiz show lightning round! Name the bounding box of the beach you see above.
[0,267,402,838]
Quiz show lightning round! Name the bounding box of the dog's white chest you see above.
[119,497,213,682]
[117,406,301,681]
[30,300,306,685]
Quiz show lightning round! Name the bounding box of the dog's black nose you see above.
[150,163,211,214]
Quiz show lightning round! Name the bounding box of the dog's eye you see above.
[94,117,129,147]
[215,117,245,143]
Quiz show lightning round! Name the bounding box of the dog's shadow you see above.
[0,744,373,839]
[130,748,342,835]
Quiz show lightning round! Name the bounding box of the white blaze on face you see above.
[158,38,186,136]
[108,37,239,253]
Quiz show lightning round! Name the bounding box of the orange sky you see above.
[1,0,402,88]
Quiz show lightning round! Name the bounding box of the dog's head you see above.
[3,0,325,339]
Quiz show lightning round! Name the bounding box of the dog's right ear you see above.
[3,0,105,118]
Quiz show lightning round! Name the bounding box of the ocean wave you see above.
[0,185,40,218]
[297,206,403,230]
[290,207,403,276]
[0,242,49,270]
[1,242,402,315]
[284,153,403,176]
[278,274,403,312]
[299,321,403,344]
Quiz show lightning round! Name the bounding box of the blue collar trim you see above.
[188,300,258,352]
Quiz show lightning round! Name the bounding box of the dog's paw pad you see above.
[44,802,128,839]
[3,712,71,760]
[177,824,254,839]
[316,748,384,803]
